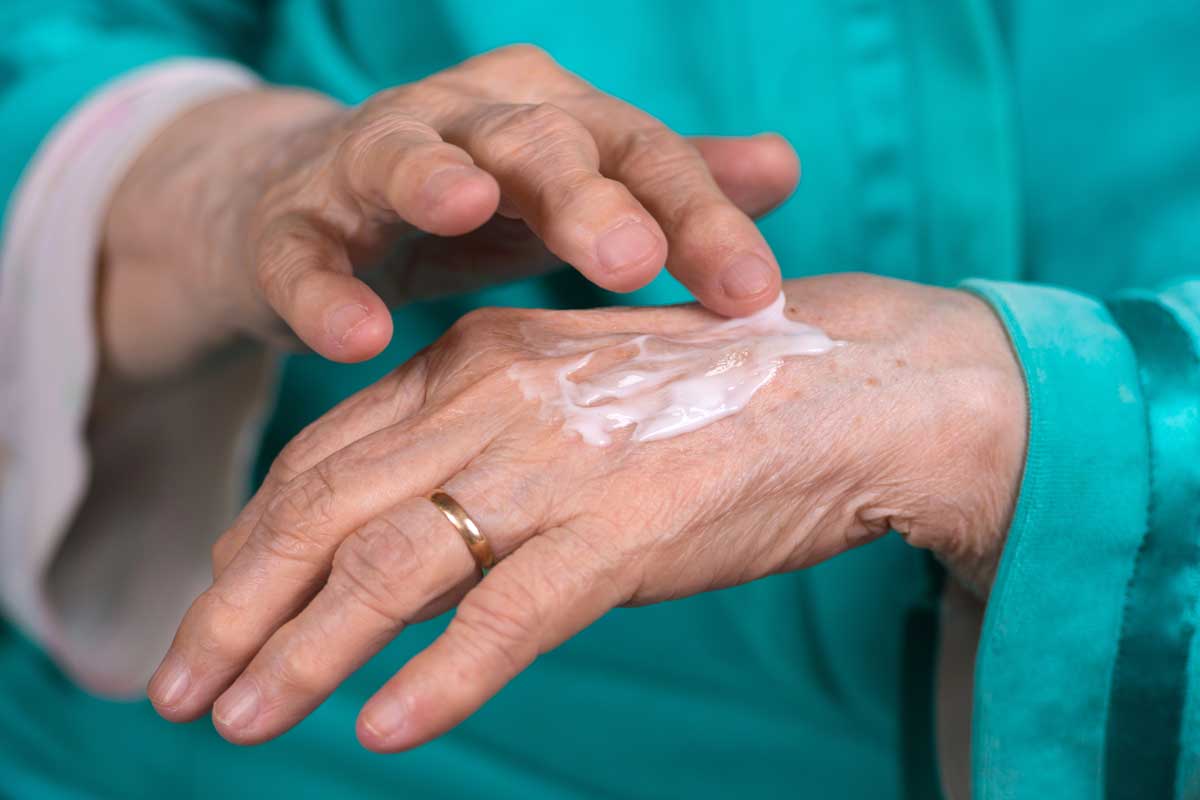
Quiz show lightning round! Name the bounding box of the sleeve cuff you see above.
[959,279,1151,798]
[0,59,274,696]
[1104,283,1200,798]
[0,29,239,227]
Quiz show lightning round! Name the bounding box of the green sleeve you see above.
[0,0,268,226]
[962,278,1200,800]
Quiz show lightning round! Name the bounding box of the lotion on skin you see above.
[511,295,837,446]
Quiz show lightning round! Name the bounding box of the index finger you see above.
[572,102,783,316]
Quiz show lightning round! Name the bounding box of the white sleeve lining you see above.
[0,58,278,696]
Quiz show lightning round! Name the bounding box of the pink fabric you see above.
[0,59,275,695]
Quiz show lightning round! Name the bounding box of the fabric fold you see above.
[0,59,277,695]
[961,278,1151,799]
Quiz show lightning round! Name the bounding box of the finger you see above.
[689,133,801,219]
[357,522,631,752]
[255,214,394,361]
[209,497,474,743]
[210,461,549,744]
[211,354,432,578]
[335,109,500,237]
[438,102,668,294]
[576,105,783,317]
[147,404,506,722]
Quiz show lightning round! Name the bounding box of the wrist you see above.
[99,87,343,379]
[905,291,1027,594]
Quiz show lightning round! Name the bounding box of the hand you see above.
[146,273,1026,751]
[101,44,799,378]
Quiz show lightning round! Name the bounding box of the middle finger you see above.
[437,102,669,293]
[572,100,783,316]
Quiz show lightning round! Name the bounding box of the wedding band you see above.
[428,490,496,573]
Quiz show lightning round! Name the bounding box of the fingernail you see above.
[360,700,404,742]
[214,681,260,731]
[596,221,659,274]
[720,254,775,300]
[148,654,190,708]
[327,303,370,346]
[423,165,478,204]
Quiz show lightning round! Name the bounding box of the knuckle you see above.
[253,220,324,307]
[329,517,423,618]
[438,309,525,377]
[252,233,288,297]
[497,43,557,69]
[481,102,592,164]
[544,523,634,602]
[210,534,239,575]
[254,466,340,562]
[673,200,748,252]
[253,515,328,567]
[493,101,558,128]
[451,45,580,102]
[271,423,328,484]
[189,590,259,661]
[542,171,620,218]
[450,584,541,671]
[269,637,333,696]
[385,352,430,421]
[610,126,702,180]
[447,305,504,339]
[338,111,427,165]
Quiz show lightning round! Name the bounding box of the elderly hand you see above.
[147,273,1026,751]
[102,44,798,378]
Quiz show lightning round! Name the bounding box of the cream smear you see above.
[511,294,838,446]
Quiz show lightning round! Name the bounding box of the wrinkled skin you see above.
[147,273,1027,753]
[101,44,798,378]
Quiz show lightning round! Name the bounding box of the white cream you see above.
[511,295,838,446]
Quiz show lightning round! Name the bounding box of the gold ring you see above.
[428,490,496,573]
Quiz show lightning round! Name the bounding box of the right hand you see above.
[101,44,800,378]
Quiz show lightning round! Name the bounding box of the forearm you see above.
[100,87,342,380]
[0,60,285,693]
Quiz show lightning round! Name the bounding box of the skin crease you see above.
[145,272,1028,754]
[99,44,800,381]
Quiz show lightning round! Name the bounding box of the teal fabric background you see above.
[0,1,1197,798]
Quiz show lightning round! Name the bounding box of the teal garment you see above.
[0,2,1197,798]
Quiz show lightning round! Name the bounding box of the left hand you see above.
[147,273,1026,751]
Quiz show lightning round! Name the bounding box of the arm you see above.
[3,25,806,693]
[0,1,272,695]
